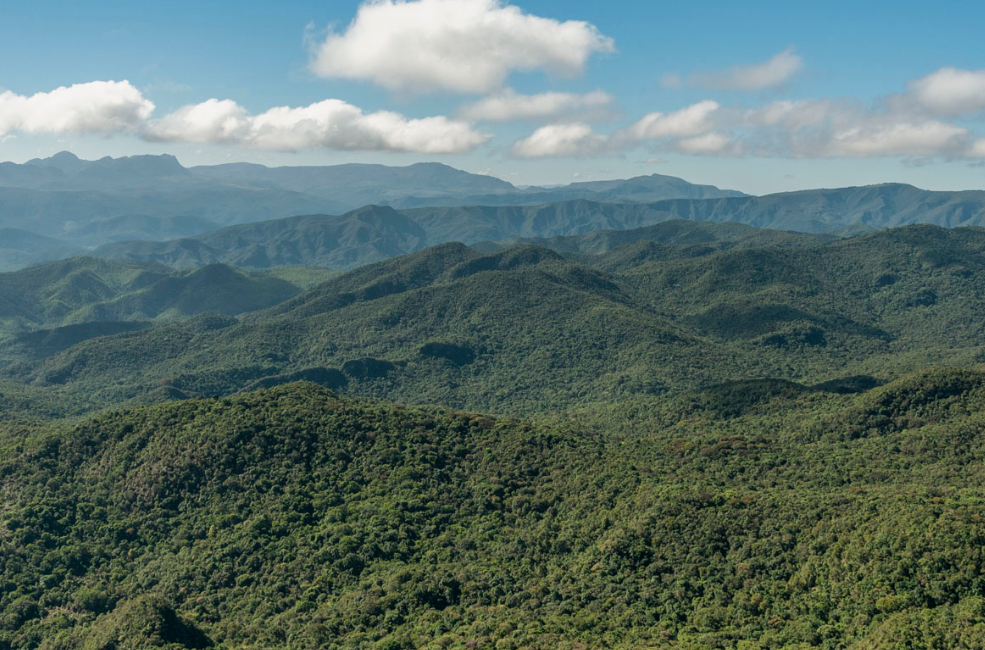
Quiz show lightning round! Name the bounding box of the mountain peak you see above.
[26,150,85,173]
[49,150,81,162]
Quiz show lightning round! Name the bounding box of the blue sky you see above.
[1,0,984,194]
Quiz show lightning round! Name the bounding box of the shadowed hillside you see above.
[5,224,985,418]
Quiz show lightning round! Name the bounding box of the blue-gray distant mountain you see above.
[385,173,749,208]
[0,228,83,272]
[95,202,754,270]
[5,152,985,273]
[92,182,985,271]
[189,160,520,205]
[0,152,744,253]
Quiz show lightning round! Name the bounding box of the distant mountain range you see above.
[0,152,744,257]
[4,151,985,273]
[90,205,826,270]
[92,186,985,271]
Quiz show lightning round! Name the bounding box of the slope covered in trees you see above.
[0,258,338,364]
[0,217,983,648]
[2,371,985,648]
[4,224,984,420]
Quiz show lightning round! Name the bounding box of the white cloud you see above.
[309,0,614,94]
[510,123,610,158]
[907,67,985,116]
[509,101,724,158]
[691,47,804,91]
[742,99,840,129]
[0,80,488,154]
[0,80,154,137]
[146,98,250,143]
[826,120,968,157]
[458,89,613,122]
[147,98,489,153]
[673,132,737,155]
[508,92,985,160]
[626,100,719,139]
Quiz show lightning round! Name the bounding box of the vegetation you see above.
[2,219,985,648]
[0,257,321,343]
[5,224,985,417]
[1,371,985,648]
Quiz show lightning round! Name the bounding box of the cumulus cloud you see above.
[826,120,969,157]
[510,123,610,158]
[691,47,804,91]
[741,99,841,129]
[147,98,489,153]
[0,80,154,137]
[509,91,985,160]
[309,0,614,94]
[458,89,613,122]
[906,67,985,116]
[673,132,737,155]
[509,100,730,158]
[0,80,486,154]
[146,98,249,143]
[626,100,719,139]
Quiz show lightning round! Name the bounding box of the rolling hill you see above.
[0,257,336,359]
[2,370,985,648]
[91,205,829,272]
[6,223,985,419]
[4,153,985,276]
[85,186,985,274]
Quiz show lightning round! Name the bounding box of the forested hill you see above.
[88,186,985,273]
[3,214,985,649]
[3,370,985,648]
[91,204,796,271]
[3,223,985,419]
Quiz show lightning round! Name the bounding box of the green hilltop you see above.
[5,223,985,418]
[3,371,985,648]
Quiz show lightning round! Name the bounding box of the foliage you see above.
[0,372,984,647]
[4,226,985,417]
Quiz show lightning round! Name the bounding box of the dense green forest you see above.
[3,371,985,648]
[2,222,983,418]
[1,220,985,648]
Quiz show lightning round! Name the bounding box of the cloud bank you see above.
[0,81,153,137]
[511,102,984,160]
[0,82,488,154]
[4,61,985,162]
[309,0,614,93]
[146,98,489,153]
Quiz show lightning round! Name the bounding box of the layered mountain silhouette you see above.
[91,190,985,271]
[6,222,984,416]
[4,152,985,274]
[0,152,742,254]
